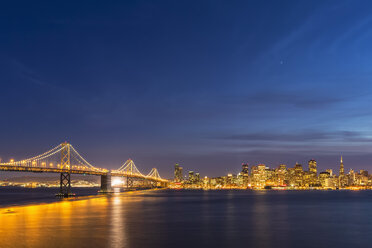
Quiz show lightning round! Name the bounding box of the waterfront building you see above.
[308,159,317,175]
[276,164,287,186]
[174,163,183,183]
[241,163,250,187]
[339,156,346,187]
[319,171,331,187]
[188,171,195,183]
[265,168,275,186]
[195,173,200,183]
[242,163,249,174]
[256,164,267,188]
[202,176,209,188]
[358,170,369,185]
[325,177,337,189]
[294,163,304,187]
[250,165,257,185]
[339,156,344,176]
[172,157,372,190]
[347,169,355,186]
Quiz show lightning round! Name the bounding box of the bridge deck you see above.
[0,166,168,182]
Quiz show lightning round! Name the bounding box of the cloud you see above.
[217,130,372,143]
[11,60,49,87]
[240,91,344,109]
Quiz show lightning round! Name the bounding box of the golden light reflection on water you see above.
[0,191,158,248]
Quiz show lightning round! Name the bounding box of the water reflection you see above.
[109,196,126,248]
[1,190,372,248]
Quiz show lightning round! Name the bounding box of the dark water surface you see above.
[0,187,100,207]
[0,189,371,248]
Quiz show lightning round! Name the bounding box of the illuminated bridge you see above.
[0,142,168,197]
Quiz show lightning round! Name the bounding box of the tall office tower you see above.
[242,163,249,174]
[339,156,344,176]
[241,163,249,187]
[308,159,317,175]
[188,171,195,183]
[174,163,183,182]
[250,165,259,187]
[294,163,304,187]
[257,164,267,187]
[195,172,200,182]
[277,164,287,186]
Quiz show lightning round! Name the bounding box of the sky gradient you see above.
[1,0,372,178]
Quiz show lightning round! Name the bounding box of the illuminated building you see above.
[241,163,249,187]
[294,163,304,187]
[339,156,344,176]
[203,176,210,188]
[195,173,200,184]
[319,171,330,187]
[325,177,336,189]
[242,163,249,174]
[276,164,287,186]
[287,167,296,187]
[174,163,183,182]
[250,165,259,187]
[188,171,195,183]
[326,169,333,176]
[308,159,317,175]
[171,157,372,190]
[265,168,275,186]
[226,173,234,187]
[359,170,368,185]
[339,156,346,187]
[252,164,267,188]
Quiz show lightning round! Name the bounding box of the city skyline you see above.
[2,1,372,177]
[175,156,371,190]
[0,139,368,179]
[0,142,360,179]
[2,2,372,248]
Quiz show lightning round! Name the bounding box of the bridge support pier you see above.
[99,173,113,193]
[126,176,134,189]
[56,172,74,198]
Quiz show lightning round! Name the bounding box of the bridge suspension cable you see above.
[147,168,162,179]
[0,142,166,182]
[115,159,145,176]
[0,144,64,167]
[69,144,104,171]
[0,142,107,173]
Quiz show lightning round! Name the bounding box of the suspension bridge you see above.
[0,142,168,197]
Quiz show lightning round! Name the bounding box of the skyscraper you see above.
[242,163,249,174]
[188,171,195,183]
[308,159,317,175]
[339,156,346,188]
[241,163,249,187]
[195,172,200,182]
[339,156,344,176]
[174,163,183,182]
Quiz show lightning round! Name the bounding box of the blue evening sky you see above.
[1,0,372,177]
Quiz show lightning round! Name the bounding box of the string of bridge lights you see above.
[0,143,166,181]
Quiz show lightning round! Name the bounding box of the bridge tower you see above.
[58,142,73,197]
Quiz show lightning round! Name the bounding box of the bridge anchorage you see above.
[0,142,168,197]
